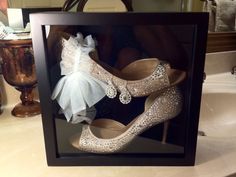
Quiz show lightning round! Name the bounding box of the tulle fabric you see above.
[51,33,106,124]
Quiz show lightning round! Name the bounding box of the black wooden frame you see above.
[30,12,208,166]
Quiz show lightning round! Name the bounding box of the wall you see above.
[8,0,188,11]
[132,0,182,12]
[192,0,204,11]
[8,0,64,8]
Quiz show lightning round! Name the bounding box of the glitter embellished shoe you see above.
[93,58,186,104]
[70,86,183,154]
[60,33,186,105]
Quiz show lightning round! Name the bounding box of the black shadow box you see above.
[30,12,208,166]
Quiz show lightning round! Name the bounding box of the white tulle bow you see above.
[51,33,106,124]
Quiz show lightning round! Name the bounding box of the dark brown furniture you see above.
[207,32,236,53]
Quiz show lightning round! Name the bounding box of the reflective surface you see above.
[46,24,195,156]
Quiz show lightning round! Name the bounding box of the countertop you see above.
[0,108,236,177]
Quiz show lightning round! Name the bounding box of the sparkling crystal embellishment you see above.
[119,90,131,104]
[106,81,117,98]
[152,64,166,79]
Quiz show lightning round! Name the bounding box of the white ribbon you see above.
[51,33,106,124]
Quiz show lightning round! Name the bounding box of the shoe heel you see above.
[161,120,170,144]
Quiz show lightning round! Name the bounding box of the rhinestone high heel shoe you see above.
[70,86,183,154]
[60,33,186,104]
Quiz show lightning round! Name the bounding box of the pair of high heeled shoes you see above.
[53,33,186,153]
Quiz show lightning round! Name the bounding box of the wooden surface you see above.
[207,32,236,53]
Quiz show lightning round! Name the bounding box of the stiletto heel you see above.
[161,121,170,144]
